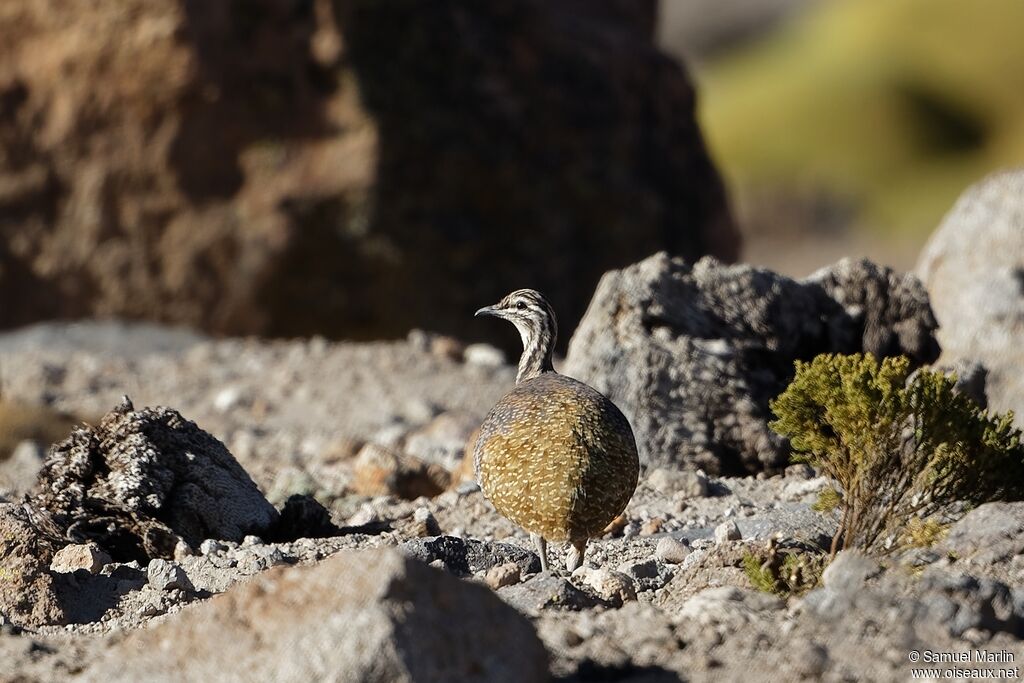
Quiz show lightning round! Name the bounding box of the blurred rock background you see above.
[0,0,736,350]
[3,0,1022,344]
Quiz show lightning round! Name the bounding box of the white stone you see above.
[655,537,691,564]
[572,566,636,604]
[463,343,506,368]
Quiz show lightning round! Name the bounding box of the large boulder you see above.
[0,0,736,347]
[81,548,549,683]
[564,253,939,473]
[917,169,1024,426]
[32,397,278,561]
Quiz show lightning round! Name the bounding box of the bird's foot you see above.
[531,532,550,573]
[565,539,587,572]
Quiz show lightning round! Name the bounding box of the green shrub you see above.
[742,546,825,596]
[769,353,1024,554]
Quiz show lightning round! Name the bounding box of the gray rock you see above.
[792,641,830,679]
[733,502,837,547]
[918,169,1024,425]
[617,558,675,592]
[401,535,541,576]
[82,549,548,682]
[655,537,691,564]
[498,574,599,614]
[674,586,783,631]
[571,566,637,606]
[534,602,683,675]
[647,468,708,498]
[147,559,193,592]
[50,543,112,575]
[916,572,1022,638]
[938,502,1024,577]
[564,253,938,473]
[32,398,279,560]
[784,463,815,479]
[821,550,880,593]
[200,539,227,556]
[173,540,195,561]
[714,520,741,543]
[782,476,828,501]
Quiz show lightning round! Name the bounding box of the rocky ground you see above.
[1,314,1022,681]
[2,174,1024,680]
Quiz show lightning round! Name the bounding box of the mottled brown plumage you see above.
[473,289,639,571]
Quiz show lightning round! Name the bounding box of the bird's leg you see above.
[531,532,549,573]
[565,538,587,572]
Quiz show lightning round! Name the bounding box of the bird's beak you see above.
[475,305,500,318]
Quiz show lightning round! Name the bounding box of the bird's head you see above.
[475,289,558,381]
[475,289,557,342]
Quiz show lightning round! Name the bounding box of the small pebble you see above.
[714,520,741,543]
[200,539,227,556]
[463,343,506,368]
[173,540,195,562]
[572,566,636,604]
[410,507,442,536]
[485,562,521,589]
[147,559,193,592]
[655,537,691,564]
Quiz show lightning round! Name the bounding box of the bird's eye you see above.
[515,301,527,310]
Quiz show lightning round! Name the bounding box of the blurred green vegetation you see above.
[697,0,1024,238]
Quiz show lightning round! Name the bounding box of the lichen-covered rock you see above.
[0,0,736,347]
[0,503,66,627]
[81,549,549,683]
[564,253,939,473]
[917,169,1024,425]
[32,398,278,560]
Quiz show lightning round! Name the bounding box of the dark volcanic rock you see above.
[401,535,542,576]
[32,398,278,561]
[0,0,736,347]
[564,253,939,474]
[82,549,549,683]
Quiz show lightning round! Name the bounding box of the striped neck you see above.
[514,314,556,384]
